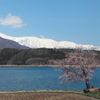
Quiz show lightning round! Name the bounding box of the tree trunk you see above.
[82,69,91,89]
[85,80,90,89]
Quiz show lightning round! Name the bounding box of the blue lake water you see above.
[0,67,100,91]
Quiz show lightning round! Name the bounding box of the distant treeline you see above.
[0,48,100,65]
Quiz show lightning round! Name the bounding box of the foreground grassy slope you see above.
[0,90,99,100]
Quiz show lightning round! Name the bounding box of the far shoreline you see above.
[0,65,59,67]
[0,65,100,67]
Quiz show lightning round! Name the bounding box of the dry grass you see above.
[0,92,99,100]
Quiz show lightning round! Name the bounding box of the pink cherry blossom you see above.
[52,47,99,89]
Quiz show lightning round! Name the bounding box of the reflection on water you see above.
[0,67,99,91]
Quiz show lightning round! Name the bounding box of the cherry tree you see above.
[53,48,98,89]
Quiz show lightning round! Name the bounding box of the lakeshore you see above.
[0,65,100,67]
[0,65,58,67]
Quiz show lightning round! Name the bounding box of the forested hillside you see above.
[0,48,100,65]
[0,48,66,65]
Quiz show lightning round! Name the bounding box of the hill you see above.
[0,48,65,65]
[0,48,100,65]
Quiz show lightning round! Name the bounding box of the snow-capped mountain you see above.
[0,33,100,50]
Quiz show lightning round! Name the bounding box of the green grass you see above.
[0,90,100,99]
[82,92,100,99]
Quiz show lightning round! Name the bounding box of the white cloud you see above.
[40,35,45,39]
[0,13,27,28]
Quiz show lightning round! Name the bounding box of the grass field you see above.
[0,90,99,100]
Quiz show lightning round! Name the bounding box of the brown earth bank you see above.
[0,92,99,100]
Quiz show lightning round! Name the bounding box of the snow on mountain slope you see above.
[14,37,78,48]
[0,33,100,50]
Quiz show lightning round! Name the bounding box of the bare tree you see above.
[53,48,98,89]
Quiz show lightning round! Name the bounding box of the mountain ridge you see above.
[0,33,100,50]
[0,36,30,49]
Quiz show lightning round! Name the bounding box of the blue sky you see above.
[0,0,100,46]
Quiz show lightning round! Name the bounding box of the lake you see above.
[0,66,100,91]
